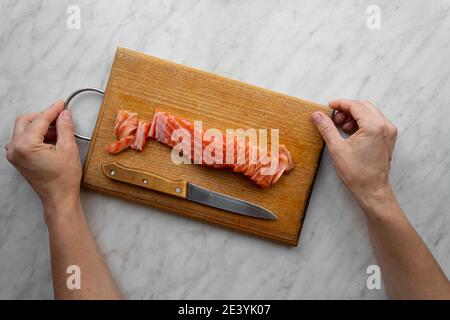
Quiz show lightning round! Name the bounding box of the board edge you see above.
[81,181,299,247]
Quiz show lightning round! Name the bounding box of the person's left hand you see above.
[5,100,82,222]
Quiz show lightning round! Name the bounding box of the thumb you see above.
[312,112,342,148]
[56,110,76,149]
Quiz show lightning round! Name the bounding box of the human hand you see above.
[312,99,397,208]
[5,100,82,222]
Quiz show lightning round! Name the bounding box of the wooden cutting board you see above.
[82,47,330,246]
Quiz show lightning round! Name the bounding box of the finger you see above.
[333,111,348,126]
[329,99,368,122]
[12,112,39,138]
[56,110,76,150]
[342,119,358,133]
[312,112,343,149]
[26,100,65,142]
[360,100,383,116]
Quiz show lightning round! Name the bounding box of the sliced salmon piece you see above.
[131,120,150,151]
[114,110,137,138]
[106,135,135,154]
[116,116,139,140]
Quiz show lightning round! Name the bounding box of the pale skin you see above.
[5,99,450,299]
[5,101,120,299]
[312,99,450,299]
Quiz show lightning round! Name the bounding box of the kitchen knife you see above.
[102,162,278,220]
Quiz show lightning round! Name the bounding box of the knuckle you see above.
[380,123,391,136]
[14,115,24,124]
[13,144,28,157]
[389,124,398,137]
[320,122,332,133]
[5,149,14,163]
[368,123,384,134]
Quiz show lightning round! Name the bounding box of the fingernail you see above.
[312,112,323,124]
[62,110,72,120]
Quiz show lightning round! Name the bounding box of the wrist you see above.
[43,193,85,229]
[353,184,398,219]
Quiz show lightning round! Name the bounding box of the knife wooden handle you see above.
[102,162,187,198]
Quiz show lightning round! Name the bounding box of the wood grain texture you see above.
[82,47,331,246]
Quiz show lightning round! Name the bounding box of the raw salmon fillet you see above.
[148,110,294,188]
[131,120,150,151]
[107,109,294,187]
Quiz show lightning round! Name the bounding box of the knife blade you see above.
[102,162,277,220]
[186,183,277,220]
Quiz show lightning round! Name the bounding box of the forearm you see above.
[45,198,121,299]
[357,188,450,299]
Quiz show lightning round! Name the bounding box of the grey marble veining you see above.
[0,0,449,299]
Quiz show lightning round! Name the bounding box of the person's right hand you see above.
[311,99,398,208]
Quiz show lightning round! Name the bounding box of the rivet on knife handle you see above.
[102,162,187,198]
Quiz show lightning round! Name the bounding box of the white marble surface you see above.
[0,0,449,299]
